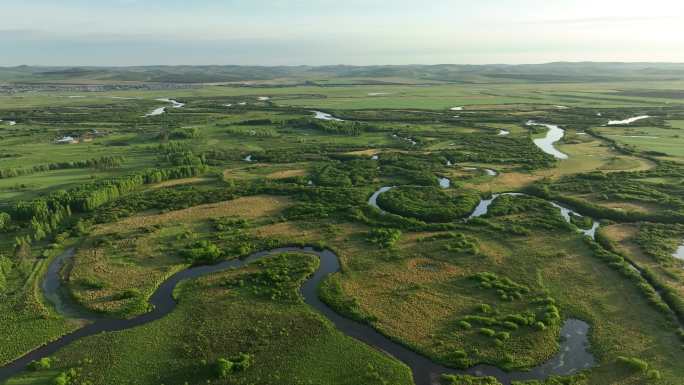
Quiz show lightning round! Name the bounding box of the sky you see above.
[1,0,684,66]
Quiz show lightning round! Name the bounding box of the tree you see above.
[0,212,9,230]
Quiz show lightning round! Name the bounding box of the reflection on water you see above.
[527,121,568,160]
[312,111,344,121]
[607,115,650,126]
[674,241,684,262]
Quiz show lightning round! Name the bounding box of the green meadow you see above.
[1,67,684,385]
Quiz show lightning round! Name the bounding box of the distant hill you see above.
[2,62,684,85]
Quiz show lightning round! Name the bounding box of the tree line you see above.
[5,164,209,243]
[0,156,125,179]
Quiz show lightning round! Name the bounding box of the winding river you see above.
[607,115,650,126]
[143,99,185,117]
[0,244,594,385]
[0,187,606,384]
[527,121,568,160]
[368,186,395,214]
[471,194,600,239]
[370,189,600,240]
[312,111,344,121]
[156,98,185,108]
[468,193,524,219]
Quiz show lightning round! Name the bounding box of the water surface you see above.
[368,186,395,213]
[527,121,569,160]
[312,111,344,121]
[674,241,684,262]
[0,247,595,385]
[468,193,524,219]
[155,98,185,108]
[392,134,417,145]
[607,116,650,126]
[143,99,184,117]
[468,194,599,239]
[144,107,166,117]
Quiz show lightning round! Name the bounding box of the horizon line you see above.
[3,61,684,69]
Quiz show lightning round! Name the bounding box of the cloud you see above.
[1,0,684,65]
[524,16,680,25]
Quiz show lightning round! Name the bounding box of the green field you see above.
[2,66,684,385]
[596,121,684,158]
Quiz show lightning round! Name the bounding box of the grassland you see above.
[7,254,413,385]
[2,72,684,385]
[601,224,684,311]
[595,121,684,160]
[318,202,684,384]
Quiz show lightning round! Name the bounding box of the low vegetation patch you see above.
[377,186,481,222]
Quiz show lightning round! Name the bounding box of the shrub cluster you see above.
[215,353,254,378]
[376,187,480,223]
[471,272,531,301]
[367,228,402,248]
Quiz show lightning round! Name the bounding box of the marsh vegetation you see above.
[1,70,684,385]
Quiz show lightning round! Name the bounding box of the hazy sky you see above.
[2,0,684,66]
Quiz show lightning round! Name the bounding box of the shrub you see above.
[0,212,10,230]
[29,357,52,371]
[496,331,511,341]
[647,369,662,380]
[471,272,530,300]
[0,256,11,293]
[479,328,496,337]
[463,315,497,326]
[54,373,68,385]
[231,352,254,371]
[52,369,78,385]
[113,288,142,301]
[617,356,649,373]
[215,358,234,378]
[215,352,254,378]
[367,228,402,248]
[458,320,473,330]
[78,276,106,290]
[503,313,530,326]
[183,240,222,264]
[502,321,519,330]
